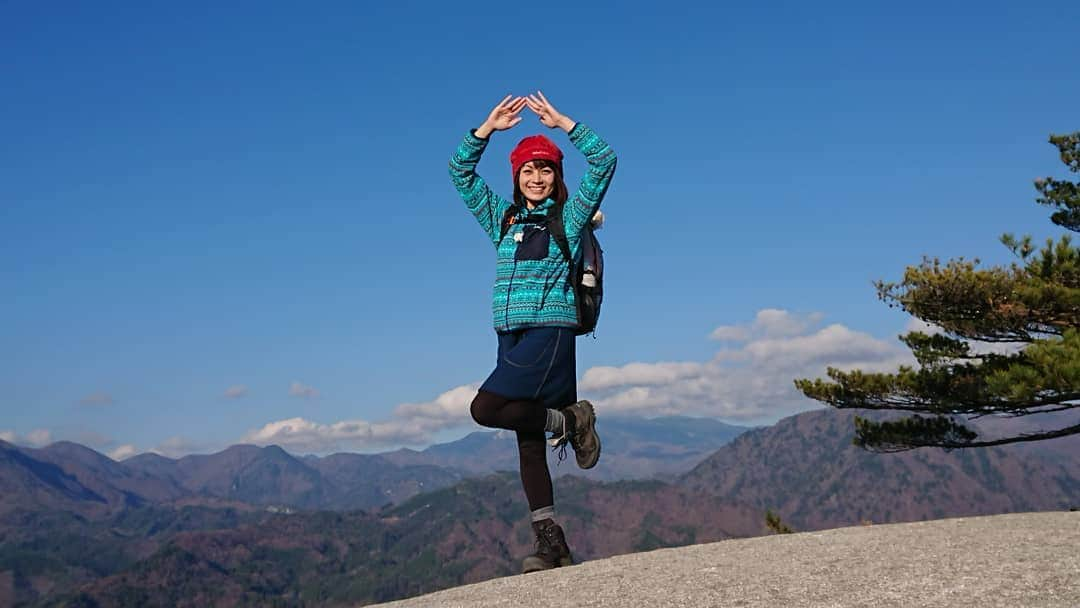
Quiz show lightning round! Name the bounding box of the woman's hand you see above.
[526,91,576,132]
[476,95,527,139]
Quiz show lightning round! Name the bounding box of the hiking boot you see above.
[521,518,573,573]
[565,400,601,469]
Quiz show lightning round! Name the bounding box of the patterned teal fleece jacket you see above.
[449,123,617,333]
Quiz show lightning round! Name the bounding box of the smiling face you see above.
[517,160,556,205]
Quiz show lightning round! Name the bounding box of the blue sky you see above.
[3,1,1078,458]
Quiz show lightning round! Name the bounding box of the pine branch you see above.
[855,416,1080,453]
[876,257,1080,342]
[1036,133,1080,232]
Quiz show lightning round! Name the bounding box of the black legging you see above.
[470,390,552,511]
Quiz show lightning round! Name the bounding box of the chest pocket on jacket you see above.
[514,225,551,261]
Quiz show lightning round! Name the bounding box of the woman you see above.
[448,92,617,573]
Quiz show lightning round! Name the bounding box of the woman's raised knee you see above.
[470,390,501,427]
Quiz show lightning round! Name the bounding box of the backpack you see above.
[500,204,604,336]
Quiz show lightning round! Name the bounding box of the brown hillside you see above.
[680,408,1080,530]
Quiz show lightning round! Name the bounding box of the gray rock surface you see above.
[369,511,1080,608]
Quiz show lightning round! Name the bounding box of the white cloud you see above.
[710,309,825,342]
[970,341,1024,356]
[742,323,899,370]
[289,381,319,399]
[0,429,53,447]
[905,317,941,335]
[709,325,750,342]
[241,416,429,453]
[392,384,478,430]
[241,383,481,454]
[224,385,248,399]
[109,444,139,461]
[79,392,114,406]
[26,429,53,446]
[581,362,705,392]
[579,311,913,424]
[753,308,825,338]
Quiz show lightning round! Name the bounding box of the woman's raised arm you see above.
[526,92,617,238]
[449,95,527,245]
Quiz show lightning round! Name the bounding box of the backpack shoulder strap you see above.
[498,203,522,242]
[546,202,573,266]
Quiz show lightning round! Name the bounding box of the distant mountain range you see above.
[381,416,751,481]
[1,440,463,519]
[1,416,750,520]
[2,409,1077,607]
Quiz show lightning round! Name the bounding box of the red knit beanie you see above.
[510,135,564,181]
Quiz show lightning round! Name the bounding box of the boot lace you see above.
[548,419,571,464]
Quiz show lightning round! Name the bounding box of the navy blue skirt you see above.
[480,327,578,409]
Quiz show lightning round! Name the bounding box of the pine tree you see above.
[795,132,1080,452]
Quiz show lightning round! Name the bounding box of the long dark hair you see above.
[513,159,568,208]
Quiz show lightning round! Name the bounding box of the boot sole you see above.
[574,400,601,470]
[521,555,574,574]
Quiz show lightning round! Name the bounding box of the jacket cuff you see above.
[465,129,490,149]
[567,122,588,142]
